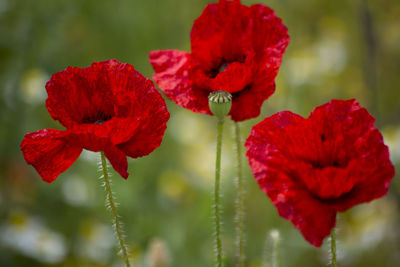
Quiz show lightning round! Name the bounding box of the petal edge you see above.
[20,129,82,183]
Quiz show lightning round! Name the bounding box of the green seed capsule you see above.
[208,90,232,121]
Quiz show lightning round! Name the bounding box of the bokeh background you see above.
[1,0,399,266]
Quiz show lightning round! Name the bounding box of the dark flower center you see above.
[309,132,347,169]
[218,62,229,73]
[82,111,113,124]
[208,55,246,78]
[311,160,341,169]
[231,83,252,98]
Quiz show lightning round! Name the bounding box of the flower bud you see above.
[208,90,232,121]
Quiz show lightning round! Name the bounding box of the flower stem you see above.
[330,228,337,267]
[214,119,225,267]
[234,121,245,267]
[100,152,131,267]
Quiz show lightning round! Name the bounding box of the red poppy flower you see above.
[149,0,289,121]
[245,99,395,247]
[21,60,170,183]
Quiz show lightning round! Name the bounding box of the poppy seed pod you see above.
[208,91,232,121]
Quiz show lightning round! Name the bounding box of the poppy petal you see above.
[104,145,128,179]
[258,168,336,247]
[191,0,249,60]
[71,117,141,147]
[46,61,117,128]
[328,129,395,211]
[150,50,210,115]
[117,84,170,158]
[20,129,82,183]
[248,4,290,62]
[229,82,275,122]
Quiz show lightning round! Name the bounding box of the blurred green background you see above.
[1,0,399,266]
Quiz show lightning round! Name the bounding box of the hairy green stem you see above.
[330,228,337,267]
[234,122,245,267]
[100,152,131,267]
[214,119,224,267]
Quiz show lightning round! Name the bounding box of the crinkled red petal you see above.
[245,123,336,247]
[20,129,82,183]
[191,0,250,60]
[46,59,159,143]
[67,128,129,178]
[327,135,394,211]
[245,99,395,246]
[212,61,254,93]
[308,99,395,210]
[229,81,275,122]
[313,126,393,210]
[104,145,129,179]
[117,73,170,158]
[150,50,210,115]
[248,4,290,63]
[46,60,119,128]
[67,117,140,147]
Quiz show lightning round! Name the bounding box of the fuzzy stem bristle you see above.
[100,152,131,267]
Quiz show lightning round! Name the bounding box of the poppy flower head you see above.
[150,0,289,121]
[21,60,170,183]
[245,99,395,247]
